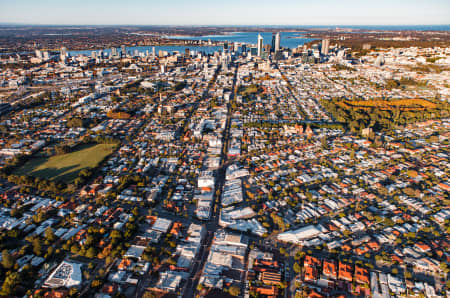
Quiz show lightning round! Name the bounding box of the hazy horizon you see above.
[0,23,449,27]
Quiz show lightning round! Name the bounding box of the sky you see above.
[0,0,449,26]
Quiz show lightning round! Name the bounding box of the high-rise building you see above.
[241,44,247,54]
[60,47,67,62]
[257,34,263,57]
[60,47,67,57]
[121,45,127,57]
[223,42,229,53]
[233,42,239,52]
[275,32,281,52]
[35,50,42,59]
[271,34,276,53]
[321,39,330,55]
[111,47,118,57]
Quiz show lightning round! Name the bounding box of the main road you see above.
[182,63,239,298]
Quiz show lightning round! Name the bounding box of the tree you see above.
[229,286,241,297]
[71,244,79,254]
[67,117,84,128]
[110,230,122,239]
[91,279,103,289]
[33,211,46,224]
[404,271,412,279]
[33,238,42,256]
[68,287,78,297]
[321,136,329,150]
[293,262,301,274]
[1,272,20,295]
[142,291,155,298]
[86,247,97,259]
[45,227,56,242]
[1,250,14,269]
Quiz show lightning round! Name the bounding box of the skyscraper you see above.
[121,45,127,57]
[60,47,67,57]
[321,39,330,55]
[271,33,276,53]
[275,32,281,52]
[60,47,67,62]
[223,42,229,53]
[241,44,247,54]
[257,34,263,57]
[111,47,118,57]
[233,42,239,52]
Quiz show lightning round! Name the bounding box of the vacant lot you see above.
[14,143,116,183]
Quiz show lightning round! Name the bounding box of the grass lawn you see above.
[14,143,117,183]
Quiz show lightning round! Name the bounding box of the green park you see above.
[14,143,116,183]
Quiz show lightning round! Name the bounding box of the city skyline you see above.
[1,0,449,26]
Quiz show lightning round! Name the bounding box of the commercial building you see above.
[257,34,263,57]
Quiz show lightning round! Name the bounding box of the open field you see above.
[14,143,117,183]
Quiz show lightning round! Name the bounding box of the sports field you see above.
[14,143,116,183]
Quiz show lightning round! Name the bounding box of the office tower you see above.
[60,47,67,62]
[222,55,229,71]
[241,44,247,54]
[275,32,281,52]
[257,34,263,57]
[152,47,156,57]
[111,47,118,57]
[271,33,276,52]
[250,47,258,57]
[223,42,229,53]
[121,45,126,57]
[302,51,309,63]
[321,39,329,55]
[60,47,67,57]
[233,42,239,52]
[43,51,50,60]
[35,50,42,59]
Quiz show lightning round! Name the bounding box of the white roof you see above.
[277,225,322,243]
